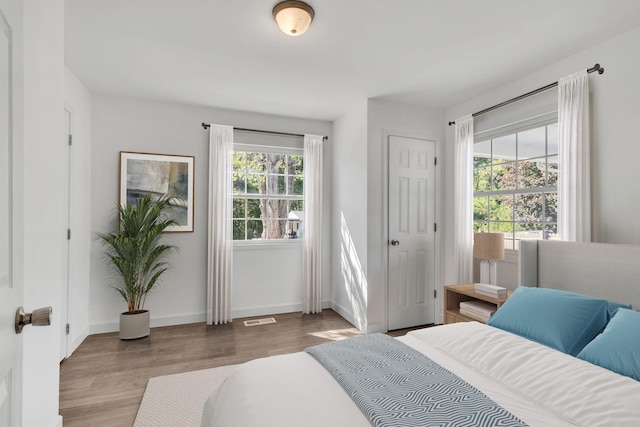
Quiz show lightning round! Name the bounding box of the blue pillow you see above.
[577,308,640,381]
[486,286,608,356]
[607,301,632,320]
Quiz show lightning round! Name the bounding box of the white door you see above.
[388,135,436,330]
[0,1,23,425]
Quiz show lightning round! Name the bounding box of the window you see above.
[473,123,558,250]
[232,148,304,240]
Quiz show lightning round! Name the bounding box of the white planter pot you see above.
[120,310,150,340]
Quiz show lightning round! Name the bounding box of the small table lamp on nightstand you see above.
[474,232,504,285]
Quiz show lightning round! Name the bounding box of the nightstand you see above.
[444,283,511,324]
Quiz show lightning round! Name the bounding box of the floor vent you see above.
[243,317,277,327]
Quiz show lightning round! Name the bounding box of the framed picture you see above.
[119,151,195,232]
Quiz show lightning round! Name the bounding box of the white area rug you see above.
[134,365,238,427]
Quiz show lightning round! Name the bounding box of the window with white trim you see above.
[232,145,304,241]
[473,122,558,250]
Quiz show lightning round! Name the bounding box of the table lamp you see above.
[473,232,505,285]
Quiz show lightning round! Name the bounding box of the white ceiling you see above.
[65,0,640,121]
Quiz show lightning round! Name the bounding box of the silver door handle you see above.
[390,239,400,246]
[15,306,52,334]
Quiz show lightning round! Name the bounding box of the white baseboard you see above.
[88,303,338,334]
[232,300,332,319]
[89,312,207,335]
[53,415,63,427]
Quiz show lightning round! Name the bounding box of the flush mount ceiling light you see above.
[272,1,315,36]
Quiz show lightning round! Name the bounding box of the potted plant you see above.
[97,192,179,340]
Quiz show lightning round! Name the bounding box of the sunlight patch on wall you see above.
[340,212,367,331]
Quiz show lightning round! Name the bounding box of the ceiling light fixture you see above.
[272,1,315,37]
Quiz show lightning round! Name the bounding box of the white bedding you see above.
[201,322,640,426]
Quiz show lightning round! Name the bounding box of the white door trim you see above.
[382,130,443,331]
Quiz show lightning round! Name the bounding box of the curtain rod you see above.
[447,63,604,126]
[201,123,328,140]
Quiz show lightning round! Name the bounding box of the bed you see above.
[201,241,640,426]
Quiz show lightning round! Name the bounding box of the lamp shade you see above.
[473,232,505,260]
[273,1,315,36]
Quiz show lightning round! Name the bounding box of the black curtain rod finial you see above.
[201,122,210,129]
[448,121,456,126]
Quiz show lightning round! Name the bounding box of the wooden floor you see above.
[59,310,425,426]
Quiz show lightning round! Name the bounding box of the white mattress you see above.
[201,322,640,426]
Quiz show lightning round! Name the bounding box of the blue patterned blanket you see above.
[305,333,527,427]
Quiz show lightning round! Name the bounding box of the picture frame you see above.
[119,151,195,232]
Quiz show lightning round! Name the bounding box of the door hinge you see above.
[434,223,437,232]
[434,157,437,166]
[68,134,72,146]
[66,323,70,335]
[67,229,71,240]
[434,289,437,299]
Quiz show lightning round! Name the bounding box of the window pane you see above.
[492,163,516,191]
[517,160,545,189]
[233,198,245,218]
[518,127,546,160]
[247,220,263,239]
[547,124,558,156]
[492,134,516,164]
[246,173,264,194]
[290,199,303,211]
[246,153,263,174]
[515,193,543,222]
[274,175,286,194]
[547,155,558,186]
[473,196,488,222]
[473,166,491,192]
[233,220,246,240]
[233,173,246,195]
[247,199,261,219]
[545,223,558,240]
[233,152,246,172]
[490,195,513,221]
[290,176,303,195]
[291,155,304,175]
[545,192,558,222]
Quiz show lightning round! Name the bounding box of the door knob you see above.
[15,306,52,334]
[390,239,400,246]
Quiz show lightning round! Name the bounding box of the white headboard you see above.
[519,240,640,310]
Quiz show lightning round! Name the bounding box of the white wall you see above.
[89,95,332,333]
[22,0,64,426]
[366,100,444,330]
[330,99,445,332]
[330,100,368,330]
[444,26,640,288]
[63,67,92,355]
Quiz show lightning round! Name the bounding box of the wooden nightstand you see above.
[444,284,511,324]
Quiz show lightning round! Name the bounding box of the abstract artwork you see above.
[119,152,195,232]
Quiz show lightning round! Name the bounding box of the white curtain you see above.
[302,134,324,314]
[454,115,474,283]
[207,125,234,324]
[558,70,591,242]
